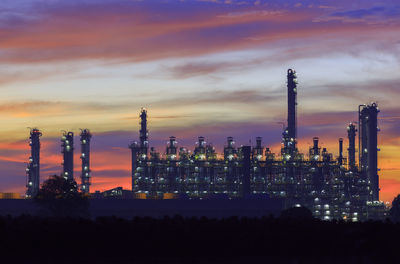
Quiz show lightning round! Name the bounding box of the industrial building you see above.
[23,69,385,220]
[128,69,385,221]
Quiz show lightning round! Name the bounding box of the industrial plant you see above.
[24,69,386,221]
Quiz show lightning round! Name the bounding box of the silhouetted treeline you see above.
[0,215,397,263]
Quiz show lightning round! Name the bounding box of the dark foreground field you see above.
[0,215,397,263]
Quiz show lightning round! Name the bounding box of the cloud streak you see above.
[0,1,397,64]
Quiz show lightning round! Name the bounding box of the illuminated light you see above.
[228,154,234,161]
[28,182,32,186]
[257,155,262,160]
[324,204,329,209]
[66,145,71,151]
[295,204,301,207]
[82,140,86,144]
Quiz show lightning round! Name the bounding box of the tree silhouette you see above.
[34,175,89,217]
[280,206,314,220]
[390,194,400,223]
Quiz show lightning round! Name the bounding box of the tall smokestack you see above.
[80,129,92,193]
[347,123,357,171]
[61,131,74,180]
[139,107,149,156]
[338,138,343,166]
[287,69,297,148]
[282,69,298,157]
[26,128,42,198]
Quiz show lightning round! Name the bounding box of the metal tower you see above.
[338,138,344,166]
[241,146,251,198]
[26,128,42,198]
[347,123,357,171]
[166,136,177,159]
[80,129,92,193]
[61,131,74,180]
[359,103,380,200]
[166,136,178,192]
[283,69,298,157]
[139,107,149,155]
[253,137,264,160]
[129,141,140,192]
[130,107,149,191]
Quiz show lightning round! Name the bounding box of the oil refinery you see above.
[23,69,386,221]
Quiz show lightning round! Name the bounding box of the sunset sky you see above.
[0,0,399,202]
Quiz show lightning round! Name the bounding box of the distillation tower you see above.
[282,68,298,158]
[347,123,357,171]
[26,128,42,198]
[359,103,380,201]
[130,107,149,192]
[61,131,74,180]
[80,129,92,193]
